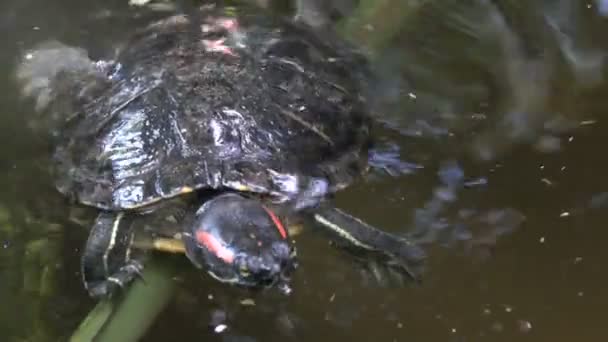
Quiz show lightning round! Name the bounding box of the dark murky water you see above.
[2,1,608,341]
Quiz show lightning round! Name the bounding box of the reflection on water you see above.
[2,0,608,341]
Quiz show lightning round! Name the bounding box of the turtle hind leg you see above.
[311,206,426,281]
[81,211,146,299]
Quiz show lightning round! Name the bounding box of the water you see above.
[2,0,608,341]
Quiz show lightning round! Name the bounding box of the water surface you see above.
[2,1,608,341]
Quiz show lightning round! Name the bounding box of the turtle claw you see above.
[112,259,146,287]
[268,170,329,210]
[85,259,146,299]
[122,259,145,281]
[358,258,417,288]
[387,259,423,284]
[293,178,329,210]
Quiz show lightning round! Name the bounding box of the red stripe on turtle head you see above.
[262,206,287,239]
[195,230,235,264]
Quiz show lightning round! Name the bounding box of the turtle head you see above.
[184,193,297,292]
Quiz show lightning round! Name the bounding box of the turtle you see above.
[15,3,425,298]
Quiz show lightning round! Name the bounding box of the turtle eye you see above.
[239,268,250,277]
[271,241,290,259]
[234,255,251,277]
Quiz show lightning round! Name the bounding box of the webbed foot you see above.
[85,259,145,298]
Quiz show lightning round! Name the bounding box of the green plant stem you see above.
[70,256,177,342]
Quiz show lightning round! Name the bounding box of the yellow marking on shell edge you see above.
[180,186,194,194]
[89,183,207,211]
[233,183,250,191]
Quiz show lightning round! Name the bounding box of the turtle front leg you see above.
[81,211,147,298]
[310,206,426,280]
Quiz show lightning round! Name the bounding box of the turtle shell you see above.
[53,5,372,211]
